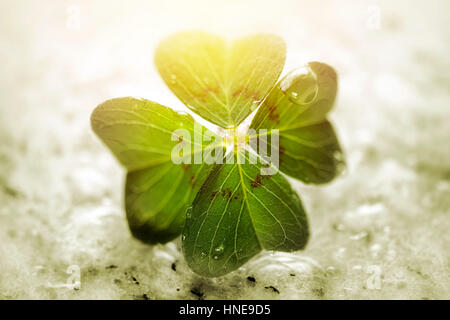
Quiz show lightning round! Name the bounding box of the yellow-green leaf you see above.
[155,31,286,128]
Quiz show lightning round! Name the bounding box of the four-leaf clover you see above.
[91,31,344,277]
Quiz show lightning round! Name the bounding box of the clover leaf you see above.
[182,149,309,277]
[251,62,345,184]
[155,32,286,128]
[91,31,344,277]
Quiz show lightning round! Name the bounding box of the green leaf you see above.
[155,31,286,128]
[126,161,213,243]
[182,149,309,277]
[91,97,222,243]
[250,62,344,184]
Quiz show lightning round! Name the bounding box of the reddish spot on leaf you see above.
[279,146,285,166]
[232,88,244,98]
[250,174,270,188]
[210,191,218,200]
[221,188,233,200]
[205,87,219,94]
[232,86,259,101]
[268,105,279,124]
[211,188,239,201]
[189,175,196,186]
[250,91,259,100]
[191,87,219,103]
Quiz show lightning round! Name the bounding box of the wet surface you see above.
[0,0,449,299]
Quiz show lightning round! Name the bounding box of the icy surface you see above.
[0,0,449,299]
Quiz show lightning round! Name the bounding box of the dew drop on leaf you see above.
[186,207,192,220]
[211,244,224,260]
[214,244,224,254]
[182,226,190,240]
[250,99,262,112]
[333,150,344,162]
[176,111,188,116]
[336,162,347,176]
[333,150,347,176]
[280,65,319,105]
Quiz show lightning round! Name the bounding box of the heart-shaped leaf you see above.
[251,62,344,184]
[155,31,286,128]
[182,149,309,277]
[91,97,222,243]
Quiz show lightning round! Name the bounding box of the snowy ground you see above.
[0,0,449,299]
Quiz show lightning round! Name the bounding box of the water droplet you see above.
[250,99,262,112]
[211,244,225,260]
[170,74,177,84]
[200,252,207,259]
[333,150,344,162]
[336,162,347,176]
[214,244,224,254]
[280,65,319,105]
[246,252,323,277]
[176,110,188,117]
[333,151,347,176]
[186,207,192,220]
[182,227,190,240]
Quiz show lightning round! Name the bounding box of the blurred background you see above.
[0,0,449,299]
